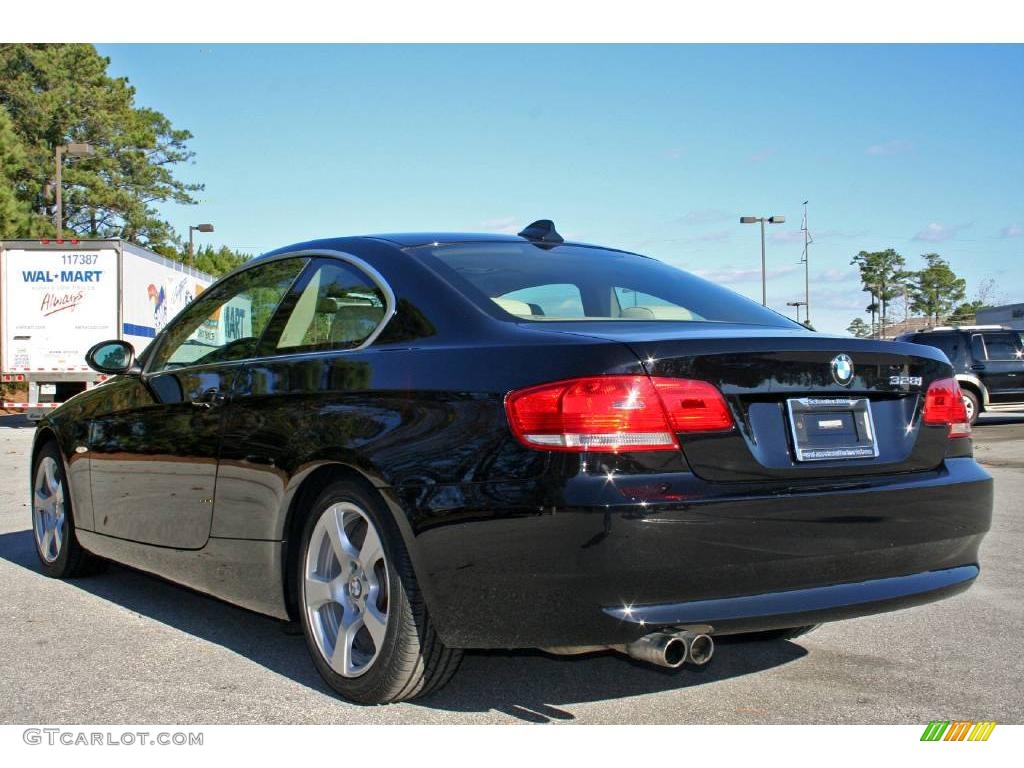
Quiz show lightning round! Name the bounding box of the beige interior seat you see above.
[620,305,694,320]
[493,297,534,316]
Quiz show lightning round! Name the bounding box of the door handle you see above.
[192,387,227,407]
[243,455,276,466]
[971,364,986,371]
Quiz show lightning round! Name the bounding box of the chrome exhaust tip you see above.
[676,630,714,666]
[620,632,688,669]
[549,628,714,670]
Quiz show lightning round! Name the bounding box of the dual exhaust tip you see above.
[618,629,714,669]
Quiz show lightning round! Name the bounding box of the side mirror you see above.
[86,340,140,376]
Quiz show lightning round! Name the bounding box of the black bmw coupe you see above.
[30,221,992,704]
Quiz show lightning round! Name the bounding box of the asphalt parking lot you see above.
[1,413,1021,725]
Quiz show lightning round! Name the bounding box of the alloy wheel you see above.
[33,456,66,564]
[303,502,390,678]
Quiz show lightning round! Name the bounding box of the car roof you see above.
[366,232,528,247]
[254,231,644,263]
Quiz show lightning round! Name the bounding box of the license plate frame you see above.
[786,396,879,462]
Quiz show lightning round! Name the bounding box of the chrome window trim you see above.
[142,249,397,378]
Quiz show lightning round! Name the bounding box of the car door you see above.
[88,258,307,549]
[210,255,392,540]
[977,331,1024,403]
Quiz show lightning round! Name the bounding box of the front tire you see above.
[297,479,462,704]
[31,442,105,578]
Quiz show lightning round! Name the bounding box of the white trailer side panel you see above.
[1,248,118,372]
[121,251,212,352]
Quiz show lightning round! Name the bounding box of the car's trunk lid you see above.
[533,323,956,481]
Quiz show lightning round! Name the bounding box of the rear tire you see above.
[961,388,980,426]
[297,479,462,704]
[31,442,106,578]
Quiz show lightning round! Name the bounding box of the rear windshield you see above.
[413,241,798,328]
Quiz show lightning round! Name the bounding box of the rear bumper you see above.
[605,565,979,634]
[395,457,992,648]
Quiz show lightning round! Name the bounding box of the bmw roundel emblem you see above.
[831,354,854,386]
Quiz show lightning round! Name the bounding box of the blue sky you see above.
[97,44,1024,334]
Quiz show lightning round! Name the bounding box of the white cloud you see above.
[812,288,871,312]
[865,139,913,156]
[694,265,798,284]
[676,209,730,226]
[687,230,732,244]
[480,216,519,234]
[665,147,685,160]
[811,228,869,241]
[750,147,778,163]
[814,268,859,284]
[912,222,970,242]
[1000,223,1023,238]
[768,230,806,244]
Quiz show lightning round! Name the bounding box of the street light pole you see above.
[53,143,93,238]
[760,218,766,306]
[740,215,786,306]
[54,146,63,239]
[188,223,215,267]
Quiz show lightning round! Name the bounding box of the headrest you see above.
[620,305,694,320]
[492,297,533,316]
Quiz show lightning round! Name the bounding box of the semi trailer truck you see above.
[1,238,214,419]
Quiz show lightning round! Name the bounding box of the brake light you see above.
[651,378,735,432]
[923,377,971,439]
[505,375,733,452]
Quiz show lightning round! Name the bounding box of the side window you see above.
[970,334,987,361]
[150,259,306,372]
[497,284,585,318]
[982,332,1024,361]
[920,334,960,361]
[275,260,388,352]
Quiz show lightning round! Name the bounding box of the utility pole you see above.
[53,143,93,238]
[800,201,811,326]
[54,146,63,238]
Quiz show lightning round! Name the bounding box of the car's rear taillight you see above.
[504,375,733,452]
[923,377,971,439]
[650,378,735,432]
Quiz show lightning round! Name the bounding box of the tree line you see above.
[0,44,248,277]
[846,249,994,338]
